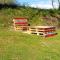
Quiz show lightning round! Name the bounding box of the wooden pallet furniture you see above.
[13,18,57,37]
[13,18,29,31]
[28,26,57,37]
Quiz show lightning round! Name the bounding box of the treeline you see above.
[0,0,17,9]
[0,3,18,9]
[52,0,60,10]
[0,0,60,10]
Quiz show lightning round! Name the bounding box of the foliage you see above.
[0,0,15,4]
[0,5,60,28]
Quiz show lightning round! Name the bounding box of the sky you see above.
[16,0,58,9]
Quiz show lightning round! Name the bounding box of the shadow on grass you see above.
[0,3,18,9]
[0,3,29,9]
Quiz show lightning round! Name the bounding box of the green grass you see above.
[0,29,60,60]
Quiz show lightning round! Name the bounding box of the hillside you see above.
[0,5,60,29]
[0,5,60,60]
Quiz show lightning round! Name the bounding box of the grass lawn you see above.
[0,29,60,60]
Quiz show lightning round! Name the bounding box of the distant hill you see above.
[0,4,60,28]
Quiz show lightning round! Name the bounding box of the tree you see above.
[51,0,60,9]
[58,0,60,9]
[0,0,15,4]
[52,0,54,9]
